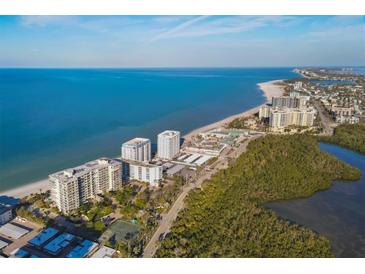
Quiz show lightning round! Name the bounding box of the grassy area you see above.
[321,122,365,155]
[156,134,360,258]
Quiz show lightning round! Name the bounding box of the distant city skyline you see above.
[0,15,364,67]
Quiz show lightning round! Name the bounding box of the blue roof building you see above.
[28,227,59,248]
[10,248,29,258]
[66,240,98,258]
[44,233,75,255]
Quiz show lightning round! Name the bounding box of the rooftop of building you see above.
[49,157,119,182]
[158,130,180,137]
[0,222,31,239]
[123,159,161,168]
[0,196,21,208]
[44,232,75,255]
[66,240,98,258]
[90,246,116,258]
[28,227,59,247]
[270,107,316,114]
[122,137,150,146]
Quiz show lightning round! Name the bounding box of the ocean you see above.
[0,68,297,192]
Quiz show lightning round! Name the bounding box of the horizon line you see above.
[0,65,364,69]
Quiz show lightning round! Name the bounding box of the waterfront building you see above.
[122,161,162,187]
[259,105,271,119]
[157,130,181,160]
[294,82,303,91]
[272,96,307,109]
[49,158,122,213]
[269,108,316,129]
[121,138,151,162]
[0,206,13,225]
[0,196,20,225]
[289,91,300,98]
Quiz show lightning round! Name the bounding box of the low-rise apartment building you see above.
[122,160,162,187]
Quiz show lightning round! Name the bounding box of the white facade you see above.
[121,138,151,162]
[269,108,316,129]
[157,130,180,160]
[124,161,162,187]
[259,106,270,119]
[49,158,122,213]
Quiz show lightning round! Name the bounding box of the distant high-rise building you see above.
[269,108,316,129]
[157,130,180,160]
[49,158,122,213]
[121,138,151,162]
[293,82,303,91]
[289,91,300,98]
[272,96,307,109]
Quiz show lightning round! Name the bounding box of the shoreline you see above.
[183,79,286,140]
[0,79,286,199]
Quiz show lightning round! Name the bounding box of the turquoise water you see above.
[268,143,365,257]
[0,68,297,192]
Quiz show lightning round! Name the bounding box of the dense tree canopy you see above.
[321,122,365,155]
[156,135,360,257]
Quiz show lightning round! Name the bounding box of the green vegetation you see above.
[16,206,46,225]
[321,122,365,155]
[228,117,250,129]
[156,135,360,258]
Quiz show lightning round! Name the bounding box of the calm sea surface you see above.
[268,143,365,257]
[0,68,297,191]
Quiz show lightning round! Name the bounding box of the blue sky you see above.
[0,16,364,67]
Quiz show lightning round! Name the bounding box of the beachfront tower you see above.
[49,158,122,213]
[157,130,180,160]
[121,137,151,162]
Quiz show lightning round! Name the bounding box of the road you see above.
[313,100,336,136]
[142,133,263,258]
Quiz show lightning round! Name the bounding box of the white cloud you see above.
[148,16,296,43]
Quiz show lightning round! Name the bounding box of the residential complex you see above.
[259,105,270,119]
[0,206,13,225]
[121,138,151,162]
[157,130,181,160]
[123,161,163,187]
[269,107,316,129]
[272,95,307,109]
[295,68,365,124]
[49,158,122,213]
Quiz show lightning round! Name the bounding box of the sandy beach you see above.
[0,79,285,199]
[183,79,286,140]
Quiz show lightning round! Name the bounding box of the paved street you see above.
[313,100,335,136]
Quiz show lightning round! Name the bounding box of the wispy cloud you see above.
[149,16,210,42]
[148,16,296,43]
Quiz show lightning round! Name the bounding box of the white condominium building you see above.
[157,130,181,160]
[49,158,122,213]
[272,96,307,109]
[123,161,162,187]
[121,138,151,162]
[269,108,316,129]
[259,106,270,119]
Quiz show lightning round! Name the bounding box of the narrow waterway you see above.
[267,143,365,257]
